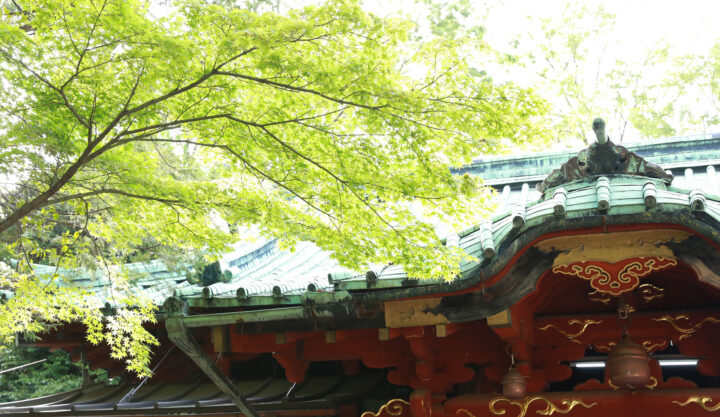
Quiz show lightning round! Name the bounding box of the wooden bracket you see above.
[165,298,259,417]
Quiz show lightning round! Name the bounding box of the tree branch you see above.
[120,48,258,118]
[44,188,183,207]
[216,71,387,110]
[0,51,90,128]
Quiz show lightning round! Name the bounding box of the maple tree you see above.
[0,0,544,375]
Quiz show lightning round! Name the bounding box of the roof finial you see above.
[592,117,608,144]
[537,116,673,193]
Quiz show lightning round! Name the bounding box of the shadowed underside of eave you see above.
[0,371,384,416]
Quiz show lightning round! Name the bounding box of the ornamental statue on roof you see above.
[537,118,674,193]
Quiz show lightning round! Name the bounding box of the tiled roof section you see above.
[482,135,720,216]
[33,238,350,306]
[31,136,720,307]
[0,372,384,415]
[178,240,348,300]
[31,260,186,305]
[491,164,720,215]
[189,169,720,308]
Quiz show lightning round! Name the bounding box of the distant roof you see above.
[455,132,720,186]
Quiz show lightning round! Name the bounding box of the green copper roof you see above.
[28,135,720,310]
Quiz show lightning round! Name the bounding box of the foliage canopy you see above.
[494,2,720,145]
[0,0,544,375]
[0,346,114,402]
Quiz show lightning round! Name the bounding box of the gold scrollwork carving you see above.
[553,257,676,296]
[593,341,615,352]
[596,340,666,353]
[641,340,668,352]
[652,315,720,340]
[637,283,665,302]
[488,396,597,417]
[587,290,612,305]
[608,379,619,391]
[673,396,720,412]
[617,258,676,289]
[609,376,657,390]
[536,319,603,344]
[361,399,410,417]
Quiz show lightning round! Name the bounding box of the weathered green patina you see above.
[152,124,720,338]
[26,126,720,323]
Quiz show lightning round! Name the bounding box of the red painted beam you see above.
[534,310,720,348]
[443,388,720,417]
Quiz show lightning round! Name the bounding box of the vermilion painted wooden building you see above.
[4,124,720,417]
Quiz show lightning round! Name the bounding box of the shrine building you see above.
[3,119,720,417]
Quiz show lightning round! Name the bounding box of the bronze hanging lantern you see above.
[607,334,651,389]
[501,364,526,399]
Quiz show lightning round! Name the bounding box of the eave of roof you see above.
[25,136,720,316]
[183,174,720,316]
[0,371,385,416]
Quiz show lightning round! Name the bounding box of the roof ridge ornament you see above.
[537,118,674,193]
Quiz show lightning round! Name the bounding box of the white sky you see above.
[363,0,720,54]
[484,0,720,142]
[484,0,720,55]
[488,0,720,146]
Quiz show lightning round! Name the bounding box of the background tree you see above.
[490,1,719,146]
[0,346,114,402]
[0,0,545,376]
[668,43,720,133]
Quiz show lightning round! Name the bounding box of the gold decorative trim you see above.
[487,310,512,327]
[553,257,676,296]
[642,340,668,352]
[618,258,676,291]
[361,399,410,417]
[552,263,611,290]
[608,379,619,391]
[652,315,720,340]
[637,283,664,302]
[673,396,720,412]
[536,319,603,344]
[385,298,448,328]
[587,290,612,305]
[489,396,596,417]
[593,341,615,352]
[536,230,689,266]
[609,376,657,390]
[596,340,666,353]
